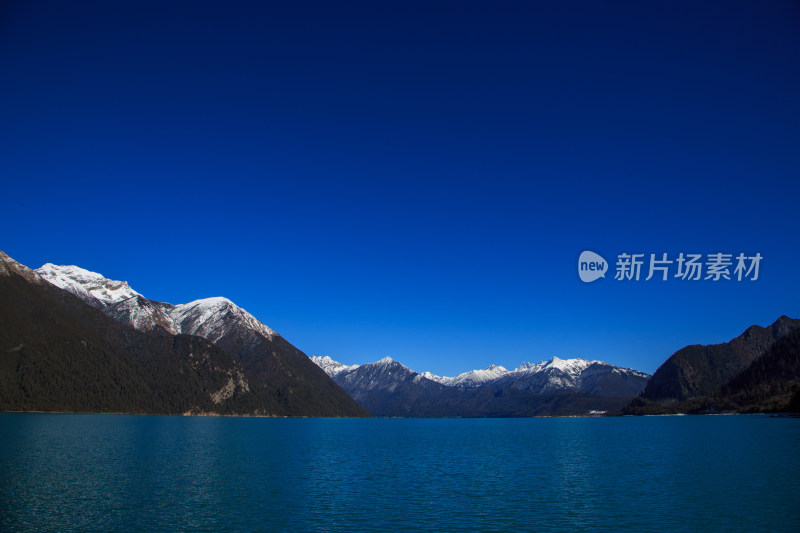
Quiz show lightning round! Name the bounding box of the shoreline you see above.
[2,409,792,419]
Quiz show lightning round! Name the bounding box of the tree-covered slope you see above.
[0,251,369,417]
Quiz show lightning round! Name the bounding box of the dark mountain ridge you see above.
[639,315,800,403]
[625,315,800,415]
[0,251,369,417]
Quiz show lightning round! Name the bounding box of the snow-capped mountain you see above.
[311,356,451,417]
[489,357,650,396]
[310,355,360,377]
[37,263,141,307]
[312,356,650,397]
[513,357,594,375]
[36,264,276,341]
[33,261,368,417]
[312,356,433,394]
[31,261,648,417]
[422,364,508,388]
[312,354,651,417]
[1,252,260,415]
[171,297,276,342]
[332,357,429,393]
[317,355,650,397]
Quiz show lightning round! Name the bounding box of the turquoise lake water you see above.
[1,413,798,532]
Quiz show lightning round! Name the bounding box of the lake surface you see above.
[1,414,798,532]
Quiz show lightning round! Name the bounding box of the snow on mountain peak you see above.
[39,263,99,280]
[364,356,411,372]
[318,352,650,399]
[189,296,234,308]
[36,263,140,306]
[173,297,276,342]
[310,356,359,377]
[515,361,545,373]
[419,357,611,389]
[426,364,510,387]
[35,263,278,342]
[541,357,595,373]
[514,357,595,374]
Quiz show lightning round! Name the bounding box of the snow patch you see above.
[311,355,360,377]
[426,364,510,387]
[35,263,279,343]
[37,263,140,306]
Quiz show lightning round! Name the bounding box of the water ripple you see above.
[1,415,798,532]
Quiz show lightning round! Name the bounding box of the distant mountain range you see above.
[0,251,369,417]
[3,250,797,418]
[624,315,800,415]
[317,313,800,417]
[312,355,650,417]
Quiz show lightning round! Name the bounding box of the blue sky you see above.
[2,1,799,376]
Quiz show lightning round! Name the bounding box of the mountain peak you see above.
[327,353,651,416]
[310,356,360,377]
[178,296,237,312]
[194,296,234,307]
[36,262,140,306]
[515,361,544,372]
[362,356,411,372]
[771,315,800,334]
[172,296,276,342]
[542,357,594,373]
[35,262,278,341]
[422,363,509,387]
[3,253,370,417]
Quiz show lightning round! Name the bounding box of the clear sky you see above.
[2,1,799,376]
